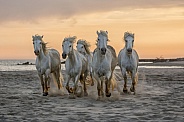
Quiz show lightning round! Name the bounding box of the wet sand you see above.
[0,64,184,121]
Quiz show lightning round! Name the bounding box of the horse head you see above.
[62,36,76,59]
[32,35,45,56]
[76,39,91,56]
[96,30,109,55]
[124,32,134,55]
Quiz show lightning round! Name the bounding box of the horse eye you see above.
[81,46,83,48]
[33,42,34,44]
[98,38,100,41]
[132,40,134,42]
[69,45,71,47]
[125,40,128,42]
[39,42,42,44]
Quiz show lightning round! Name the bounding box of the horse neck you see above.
[68,48,77,65]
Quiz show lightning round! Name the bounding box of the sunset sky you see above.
[0,0,184,59]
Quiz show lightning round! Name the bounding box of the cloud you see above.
[0,0,183,23]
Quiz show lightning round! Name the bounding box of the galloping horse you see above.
[92,30,117,99]
[32,34,63,96]
[76,39,94,86]
[118,32,139,94]
[62,36,88,97]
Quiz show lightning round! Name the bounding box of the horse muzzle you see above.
[127,48,132,55]
[34,50,40,56]
[101,48,106,55]
[62,53,67,59]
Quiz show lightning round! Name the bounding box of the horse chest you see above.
[126,65,133,71]
[96,61,109,77]
[124,59,134,71]
[67,65,81,77]
[36,60,49,75]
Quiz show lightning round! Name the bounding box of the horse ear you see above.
[32,36,35,40]
[96,31,99,35]
[41,35,44,38]
[106,31,108,34]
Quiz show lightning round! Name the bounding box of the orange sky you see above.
[0,1,184,59]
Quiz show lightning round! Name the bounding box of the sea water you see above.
[0,60,183,71]
[0,59,66,71]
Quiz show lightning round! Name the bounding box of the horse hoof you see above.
[123,89,128,93]
[106,93,111,97]
[130,87,135,94]
[43,92,48,96]
[66,86,73,93]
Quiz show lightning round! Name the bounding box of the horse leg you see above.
[121,68,128,93]
[83,71,88,96]
[43,69,51,96]
[99,77,104,97]
[130,71,137,94]
[65,75,73,93]
[105,72,111,97]
[39,74,45,95]
[73,74,80,95]
[90,71,94,86]
[43,75,48,96]
[93,72,101,99]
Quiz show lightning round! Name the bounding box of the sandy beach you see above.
[0,62,184,121]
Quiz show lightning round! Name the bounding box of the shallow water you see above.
[0,60,184,71]
[0,68,184,121]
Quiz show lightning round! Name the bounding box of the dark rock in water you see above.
[17,62,34,65]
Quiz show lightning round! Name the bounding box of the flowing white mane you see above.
[32,34,48,54]
[124,32,134,40]
[63,36,77,43]
[77,39,91,54]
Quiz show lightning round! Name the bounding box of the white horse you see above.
[32,34,63,96]
[118,32,139,94]
[62,36,88,97]
[76,39,94,86]
[92,30,117,99]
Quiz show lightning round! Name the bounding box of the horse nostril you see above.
[34,50,39,54]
